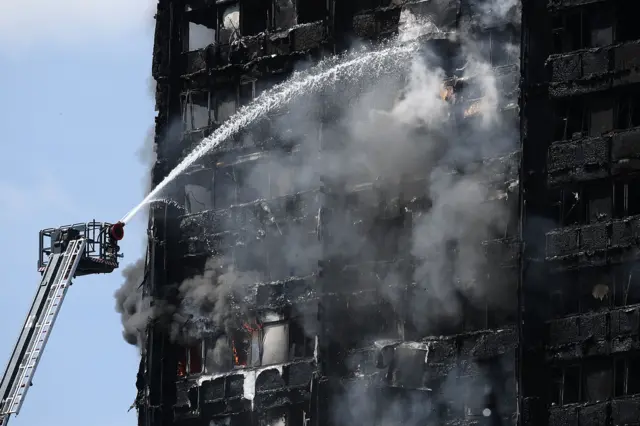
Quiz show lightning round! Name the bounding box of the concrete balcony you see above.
[545,215,640,264]
[545,304,640,360]
[546,41,640,98]
[547,126,640,185]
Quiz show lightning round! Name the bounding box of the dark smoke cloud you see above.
[114,258,149,346]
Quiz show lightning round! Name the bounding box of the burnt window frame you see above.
[229,313,294,369]
[217,1,242,44]
[615,0,640,43]
[615,91,640,130]
[182,4,218,52]
[613,179,640,218]
[182,90,213,132]
[613,264,640,307]
[177,341,205,378]
[214,86,239,124]
[183,168,215,214]
[550,355,640,406]
[553,99,588,142]
[560,185,586,226]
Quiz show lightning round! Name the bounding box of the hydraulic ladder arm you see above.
[0,238,87,426]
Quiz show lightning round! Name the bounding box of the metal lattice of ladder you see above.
[0,238,86,422]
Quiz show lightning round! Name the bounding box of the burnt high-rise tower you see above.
[131,1,640,426]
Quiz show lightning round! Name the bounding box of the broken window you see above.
[589,97,614,137]
[391,346,426,389]
[588,8,614,48]
[613,179,640,218]
[463,300,488,332]
[259,406,307,426]
[184,169,214,213]
[551,10,591,53]
[185,184,213,213]
[262,320,290,365]
[296,0,325,24]
[203,335,233,373]
[239,79,256,106]
[272,0,298,31]
[549,271,580,318]
[235,235,268,277]
[552,358,639,404]
[554,100,588,141]
[182,91,212,131]
[216,90,237,123]
[230,314,292,368]
[585,181,612,223]
[484,27,518,67]
[177,342,204,377]
[616,1,640,43]
[241,0,269,35]
[613,264,640,307]
[580,267,611,313]
[214,166,237,209]
[288,317,315,359]
[231,327,253,368]
[583,359,612,402]
[613,356,640,397]
[550,365,581,405]
[616,93,640,130]
[560,186,586,226]
[259,410,287,426]
[627,355,640,395]
[233,160,265,204]
[268,158,295,199]
[185,22,216,51]
[352,0,382,13]
[218,3,241,44]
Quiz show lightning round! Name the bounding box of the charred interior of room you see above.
[130,0,638,425]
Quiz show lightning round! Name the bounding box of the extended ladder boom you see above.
[0,238,87,426]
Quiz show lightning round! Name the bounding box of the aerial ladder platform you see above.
[0,221,125,426]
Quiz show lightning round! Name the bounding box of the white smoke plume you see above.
[137,0,521,421]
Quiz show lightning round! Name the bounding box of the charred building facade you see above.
[132,0,640,426]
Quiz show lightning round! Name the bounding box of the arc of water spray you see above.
[120,40,420,224]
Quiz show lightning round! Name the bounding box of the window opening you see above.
[273,0,298,30]
[177,342,204,377]
[296,0,325,24]
[216,90,237,124]
[219,4,241,45]
[561,187,585,226]
[182,91,212,131]
[582,359,612,402]
[186,22,216,51]
[554,101,587,141]
[230,315,292,368]
[551,10,591,53]
[614,264,640,307]
[289,318,315,359]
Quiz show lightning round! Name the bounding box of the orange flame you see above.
[243,322,262,333]
[232,339,245,366]
[464,101,482,118]
[177,360,186,377]
[440,85,454,102]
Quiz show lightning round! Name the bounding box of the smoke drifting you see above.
[114,258,149,346]
[121,0,521,421]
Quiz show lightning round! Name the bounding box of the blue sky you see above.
[0,2,156,425]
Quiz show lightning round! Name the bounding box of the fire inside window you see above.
[232,322,262,367]
[177,344,204,377]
